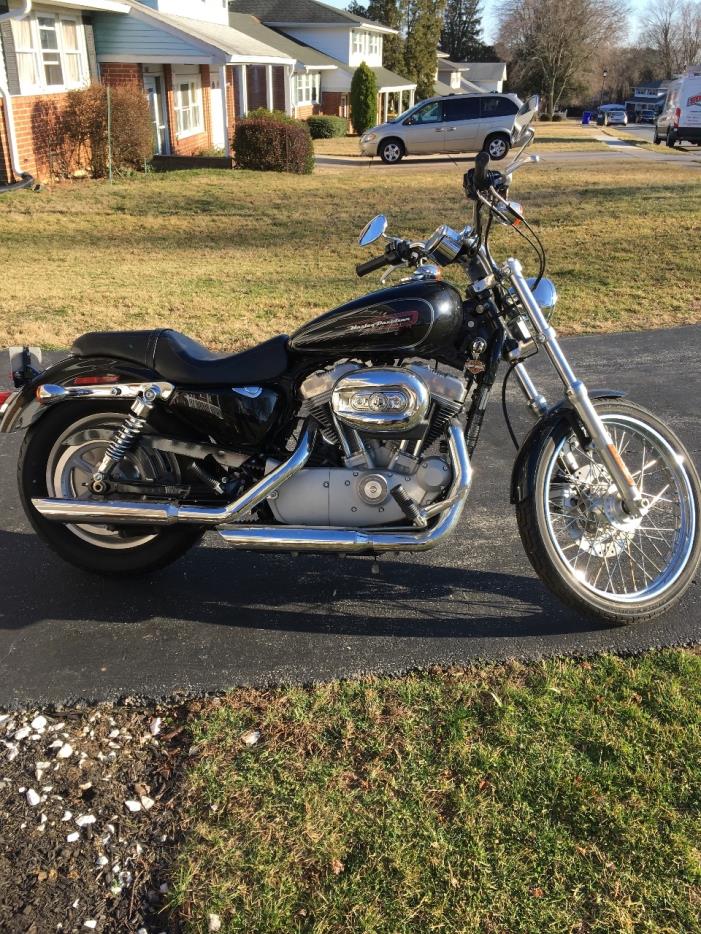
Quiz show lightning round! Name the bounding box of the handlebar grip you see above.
[473,150,491,191]
[356,251,394,277]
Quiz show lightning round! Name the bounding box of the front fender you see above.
[0,355,163,433]
[509,389,626,505]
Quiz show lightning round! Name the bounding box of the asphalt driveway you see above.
[0,326,699,708]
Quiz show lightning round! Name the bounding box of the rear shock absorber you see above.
[90,385,161,494]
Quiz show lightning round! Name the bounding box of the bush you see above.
[539,113,553,121]
[61,83,152,177]
[234,118,314,174]
[306,115,348,139]
[246,107,298,125]
[350,62,377,136]
[551,113,564,122]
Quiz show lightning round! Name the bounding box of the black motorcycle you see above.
[2,99,699,623]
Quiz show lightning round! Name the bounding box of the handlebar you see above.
[473,151,491,191]
[355,249,398,277]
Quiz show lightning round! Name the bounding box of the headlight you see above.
[361,133,377,143]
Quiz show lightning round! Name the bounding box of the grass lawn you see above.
[0,159,699,352]
[171,650,701,933]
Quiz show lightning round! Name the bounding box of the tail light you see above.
[674,106,681,127]
[72,375,119,386]
[0,390,14,413]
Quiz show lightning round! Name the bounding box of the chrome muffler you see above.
[32,427,317,526]
[32,423,472,553]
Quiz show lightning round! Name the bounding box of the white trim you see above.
[283,62,291,114]
[219,62,230,157]
[238,61,247,115]
[262,21,396,34]
[33,0,130,11]
[97,53,212,64]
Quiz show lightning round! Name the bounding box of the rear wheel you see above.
[484,133,510,160]
[19,402,204,576]
[378,138,405,164]
[666,129,677,148]
[516,401,701,623]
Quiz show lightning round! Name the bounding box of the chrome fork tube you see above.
[506,258,643,514]
[512,362,548,416]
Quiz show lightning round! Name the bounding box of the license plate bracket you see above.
[9,345,43,387]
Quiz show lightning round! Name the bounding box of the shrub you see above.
[539,113,553,121]
[246,107,298,125]
[551,113,564,122]
[306,115,348,139]
[62,83,152,177]
[234,118,314,174]
[350,62,377,136]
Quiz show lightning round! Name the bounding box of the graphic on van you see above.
[688,93,701,108]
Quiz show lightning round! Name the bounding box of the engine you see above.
[267,363,467,527]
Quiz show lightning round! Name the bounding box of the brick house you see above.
[230,0,416,123]
[0,0,294,183]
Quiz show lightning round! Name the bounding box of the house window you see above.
[368,33,380,57]
[174,76,203,136]
[11,12,88,93]
[352,30,366,56]
[294,72,320,106]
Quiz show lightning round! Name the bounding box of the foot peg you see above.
[390,484,427,528]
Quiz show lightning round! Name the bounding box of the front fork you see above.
[505,258,644,518]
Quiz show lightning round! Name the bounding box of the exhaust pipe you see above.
[32,427,316,526]
[216,423,471,553]
[32,423,472,554]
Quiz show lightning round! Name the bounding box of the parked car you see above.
[654,70,701,146]
[596,105,628,126]
[359,93,523,163]
[638,109,656,124]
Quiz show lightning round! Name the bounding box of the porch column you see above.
[284,64,292,116]
[266,64,274,111]
[238,64,248,116]
[219,63,230,158]
[409,88,415,108]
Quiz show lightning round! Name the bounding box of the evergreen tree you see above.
[367,0,405,73]
[350,62,378,133]
[403,0,446,100]
[346,1,368,15]
[441,0,488,61]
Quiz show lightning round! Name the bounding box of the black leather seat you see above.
[71,329,290,386]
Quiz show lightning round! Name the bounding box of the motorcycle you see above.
[1,96,699,623]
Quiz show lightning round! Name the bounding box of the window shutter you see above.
[82,15,98,82]
[0,21,22,96]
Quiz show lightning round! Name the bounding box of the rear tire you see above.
[18,402,204,577]
[484,133,510,160]
[515,400,701,624]
[378,138,405,164]
[653,127,661,144]
[666,129,677,148]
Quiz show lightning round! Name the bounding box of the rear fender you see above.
[509,390,626,505]
[0,355,164,433]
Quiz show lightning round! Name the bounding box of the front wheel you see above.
[378,138,405,164]
[516,400,701,623]
[484,133,510,160]
[19,402,204,577]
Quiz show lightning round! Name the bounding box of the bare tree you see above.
[497,0,627,114]
[641,0,701,77]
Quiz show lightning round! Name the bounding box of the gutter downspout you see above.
[0,0,35,190]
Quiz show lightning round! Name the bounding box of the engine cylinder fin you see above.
[426,399,463,447]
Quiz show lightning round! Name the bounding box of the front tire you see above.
[516,400,701,624]
[378,138,405,164]
[19,402,204,577]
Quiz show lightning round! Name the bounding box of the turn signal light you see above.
[0,390,14,412]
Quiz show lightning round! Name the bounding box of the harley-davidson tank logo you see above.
[347,308,421,335]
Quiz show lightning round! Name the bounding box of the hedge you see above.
[306,115,348,139]
[234,117,314,174]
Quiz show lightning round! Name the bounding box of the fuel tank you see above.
[290,280,463,357]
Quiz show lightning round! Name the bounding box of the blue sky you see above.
[325,0,647,45]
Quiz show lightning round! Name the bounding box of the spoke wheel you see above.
[516,401,701,623]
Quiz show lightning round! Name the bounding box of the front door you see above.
[209,72,226,150]
[144,75,169,155]
[402,99,445,154]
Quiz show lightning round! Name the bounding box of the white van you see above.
[654,66,701,146]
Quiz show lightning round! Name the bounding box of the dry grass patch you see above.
[0,161,699,351]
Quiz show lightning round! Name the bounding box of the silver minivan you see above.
[359,93,523,163]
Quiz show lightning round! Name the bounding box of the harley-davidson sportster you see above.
[1,97,699,623]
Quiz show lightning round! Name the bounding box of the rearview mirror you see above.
[358,214,388,247]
